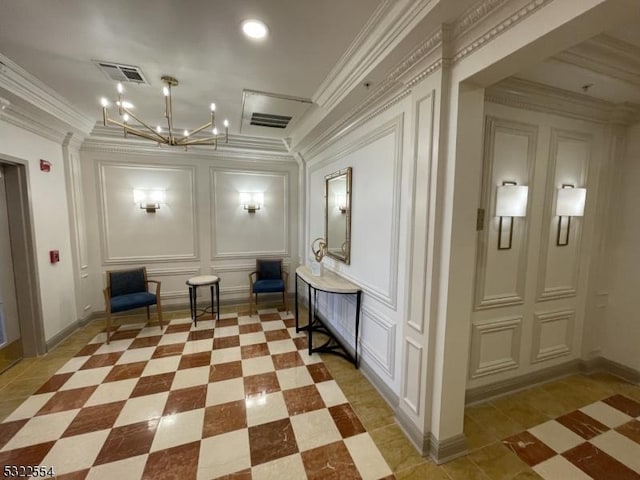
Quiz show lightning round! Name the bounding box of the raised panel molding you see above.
[537,129,591,302]
[531,310,575,363]
[360,305,396,378]
[210,169,289,260]
[140,266,201,301]
[469,316,522,379]
[474,117,538,310]
[98,162,198,264]
[308,115,403,310]
[407,92,434,334]
[402,337,423,416]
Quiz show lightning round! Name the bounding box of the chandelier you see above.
[100,75,228,149]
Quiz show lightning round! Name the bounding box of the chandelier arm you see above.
[121,108,167,143]
[185,121,213,139]
[107,119,164,142]
[126,129,170,143]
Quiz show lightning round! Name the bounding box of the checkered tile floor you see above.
[0,309,394,479]
[504,394,640,479]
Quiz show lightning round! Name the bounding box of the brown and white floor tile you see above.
[0,309,394,479]
[504,393,640,479]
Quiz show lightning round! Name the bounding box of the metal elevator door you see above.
[0,166,22,372]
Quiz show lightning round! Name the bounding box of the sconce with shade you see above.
[495,181,529,250]
[556,184,586,246]
[335,194,347,214]
[133,189,166,213]
[239,192,264,213]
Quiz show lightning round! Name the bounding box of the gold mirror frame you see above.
[324,167,351,264]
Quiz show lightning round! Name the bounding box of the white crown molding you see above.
[553,34,640,88]
[0,54,94,134]
[83,127,295,164]
[486,77,640,124]
[313,0,437,112]
[452,0,554,64]
[299,27,442,159]
[452,0,510,38]
[0,104,69,144]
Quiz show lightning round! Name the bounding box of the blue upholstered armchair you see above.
[248,259,288,315]
[103,267,164,343]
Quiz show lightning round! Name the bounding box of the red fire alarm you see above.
[40,159,51,172]
[49,250,60,263]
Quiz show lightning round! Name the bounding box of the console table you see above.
[294,265,362,367]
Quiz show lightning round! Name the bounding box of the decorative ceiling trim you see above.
[452,0,510,38]
[0,105,69,144]
[452,0,553,64]
[313,0,440,112]
[88,125,290,154]
[81,136,295,164]
[553,34,640,88]
[0,54,94,134]
[300,27,443,158]
[486,77,640,125]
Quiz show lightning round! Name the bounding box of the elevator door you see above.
[0,166,22,372]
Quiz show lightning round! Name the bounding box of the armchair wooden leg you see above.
[156,302,164,330]
[283,291,288,314]
[146,306,150,322]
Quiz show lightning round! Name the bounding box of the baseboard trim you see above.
[358,356,399,407]
[395,408,429,455]
[581,356,640,384]
[465,359,582,405]
[429,433,468,464]
[45,319,83,351]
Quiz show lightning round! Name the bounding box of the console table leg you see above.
[295,274,299,333]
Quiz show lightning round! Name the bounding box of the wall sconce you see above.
[495,181,529,250]
[556,184,586,246]
[239,192,264,213]
[335,194,347,214]
[133,189,166,213]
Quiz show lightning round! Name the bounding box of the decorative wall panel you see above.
[475,117,538,309]
[98,163,198,264]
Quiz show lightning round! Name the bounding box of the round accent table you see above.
[186,275,220,326]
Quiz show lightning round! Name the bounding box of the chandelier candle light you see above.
[100,76,229,150]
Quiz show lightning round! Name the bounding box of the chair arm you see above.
[283,270,289,289]
[248,271,257,293]
[146,280,162,297]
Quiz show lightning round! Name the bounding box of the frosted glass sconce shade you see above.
[133,189,166,213]
[556,187,586,217]
[495,185,529,217]
[240,192,264,213]
[556,185,586,246]
[495,182,528,250]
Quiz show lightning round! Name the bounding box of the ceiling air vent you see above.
[94,61,149,84]
[250,112,292,129]
[241,89,312,138]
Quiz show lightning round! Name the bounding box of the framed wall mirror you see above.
[324,167,352,264]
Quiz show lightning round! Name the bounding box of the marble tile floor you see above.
[0,305,639,479]
[0,307,394,479]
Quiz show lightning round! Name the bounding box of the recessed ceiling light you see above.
[242,19,268,40]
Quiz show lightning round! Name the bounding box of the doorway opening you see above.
[0,158,46,373]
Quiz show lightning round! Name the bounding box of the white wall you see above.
[0,120,78,341]
[80,146,298,312]
[467,101,607,389]
[306,101,410,395]
[601,122,640,371]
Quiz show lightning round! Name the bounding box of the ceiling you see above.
[0,0,381,137]
[513,20,640,105]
